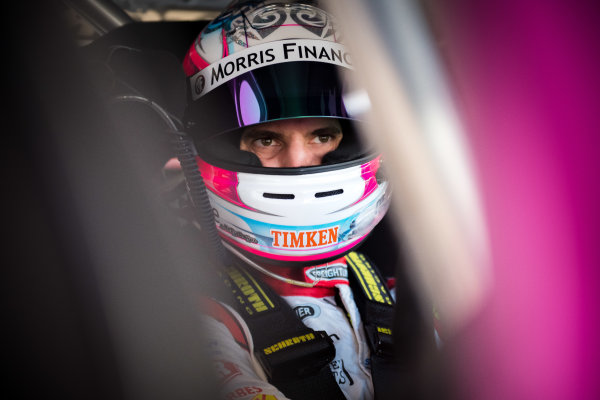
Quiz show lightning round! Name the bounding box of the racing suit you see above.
[201,255,392,400]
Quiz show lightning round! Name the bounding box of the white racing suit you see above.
[201,255,395,400]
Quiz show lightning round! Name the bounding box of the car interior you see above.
[5,1,426,398]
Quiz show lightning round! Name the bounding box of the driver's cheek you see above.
[255,149,282,167]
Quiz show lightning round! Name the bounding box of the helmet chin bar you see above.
[198,154,390,264]
[222,240,319,288]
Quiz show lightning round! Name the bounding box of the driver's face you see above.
[240,118,343,168]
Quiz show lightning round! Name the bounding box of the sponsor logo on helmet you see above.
[293,304,321,321]
[270,226,339,249]
[219,223,259,244]
[191,39,352,99]
[194,74,205,95]
[305,263,348,281]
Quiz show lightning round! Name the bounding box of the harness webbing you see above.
[218,262,346,400]
[345,251,398,400]
[212,251,398,399]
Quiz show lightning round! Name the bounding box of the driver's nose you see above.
[279,139,320,168]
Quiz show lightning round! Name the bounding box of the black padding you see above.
[82,24,196,176]
[322,120,368,164]
[107,100,175,174]
[83,21,207,62]
[198,134,263,167]
[107,47,187,119]
[83,20,208,122]
[86,45,187,121]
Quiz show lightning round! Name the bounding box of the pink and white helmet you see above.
[183,0,391,265]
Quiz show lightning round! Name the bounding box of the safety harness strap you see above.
[218,262,346,400]
[345,251,398,400]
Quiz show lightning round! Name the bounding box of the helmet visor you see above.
[185,60,354,145]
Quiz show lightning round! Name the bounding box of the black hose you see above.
[172,132,229,265]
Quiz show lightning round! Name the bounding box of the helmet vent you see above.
[315,189,344,198]
[263,192,295,200]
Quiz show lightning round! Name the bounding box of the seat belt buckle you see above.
[365,324,394,358]
[255,330,336,382]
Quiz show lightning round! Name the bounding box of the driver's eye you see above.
[259,138,273,146]
[317,135,331,143]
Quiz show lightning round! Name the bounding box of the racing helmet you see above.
[183,0,391,265]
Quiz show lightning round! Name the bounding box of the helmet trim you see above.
[197,151,378,175]
[189,38,353,99]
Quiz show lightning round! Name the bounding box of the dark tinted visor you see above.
[184,61,353,143]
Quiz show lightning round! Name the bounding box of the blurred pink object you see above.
[429,1,600,399]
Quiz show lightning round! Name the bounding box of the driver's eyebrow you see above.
[241,124,342,141]
[240,129,283,141]
[311,126,343,137]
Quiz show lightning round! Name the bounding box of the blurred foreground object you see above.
[5,2,216,399]
[327,0,491,337]
[333,0,600,399]
[423,1,600,399]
